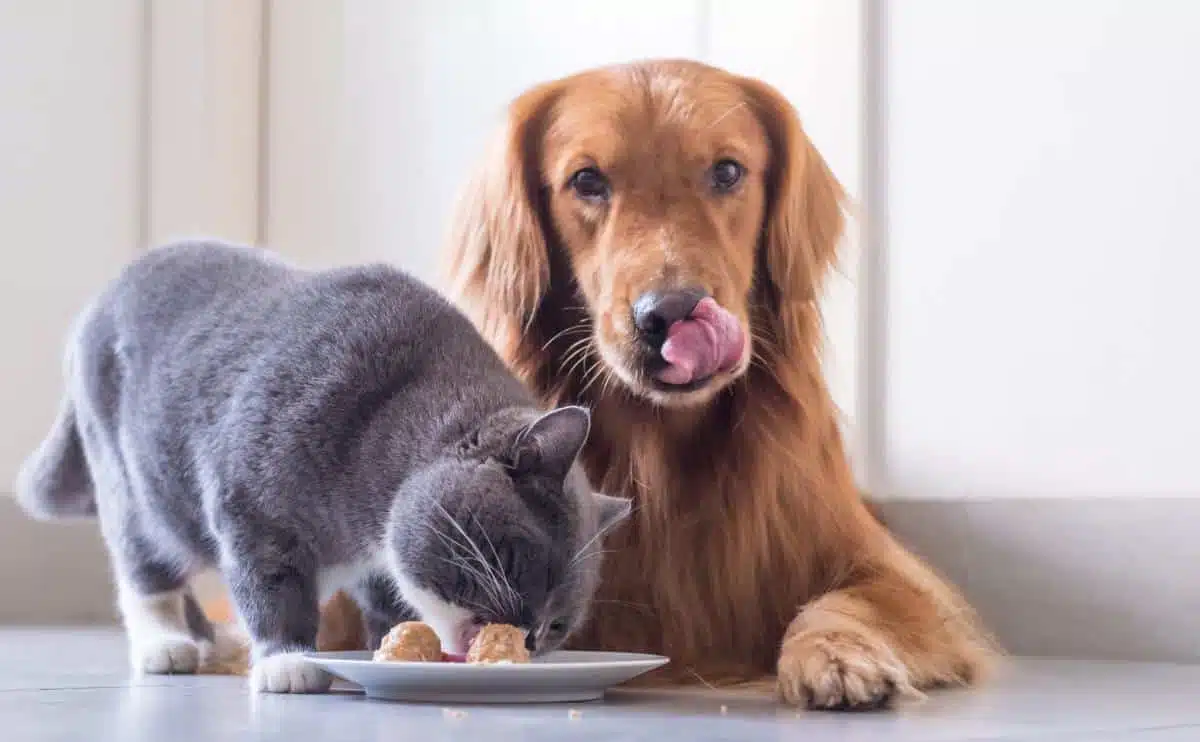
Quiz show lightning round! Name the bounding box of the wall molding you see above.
[9,492,1199,665]
[143,0,266,248]
[881,497,1200,664]
[859,0,888,496]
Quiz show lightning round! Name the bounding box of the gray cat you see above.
[16,240,630,693]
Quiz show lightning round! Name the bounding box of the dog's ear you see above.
[446,80,564,351]
[737,77,846,352]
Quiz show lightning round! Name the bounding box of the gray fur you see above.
[16,240,630,666]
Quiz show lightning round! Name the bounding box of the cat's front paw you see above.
[251,652,332,694]
[777,628,915,710]
[131,634,201,675]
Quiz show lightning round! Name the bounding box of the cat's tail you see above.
[15,395,96,520]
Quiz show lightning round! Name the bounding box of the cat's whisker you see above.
[437,555,498,605]
[568,547,619,567]
[428,516,507,612]
[568,505,628,569]
[468,510,521,616]
[434,502,515,617]
[429,524,507,611]
[441,541,505,613]
[449,554,510,616]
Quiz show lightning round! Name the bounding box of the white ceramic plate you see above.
[303,650,669,704]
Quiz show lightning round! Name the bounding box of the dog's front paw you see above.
[777,628,916,710]
[131,634,201,675]
[251,652,332,694]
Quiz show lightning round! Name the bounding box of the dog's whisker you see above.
[599,368,620,399]
[579,360,608,397]
[563,346,597,383]
[590,599,654,615]
[559,337,595,368]
[541,323,592,352]
[558,336,598,378]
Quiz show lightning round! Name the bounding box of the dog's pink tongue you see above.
[658,297,745,385]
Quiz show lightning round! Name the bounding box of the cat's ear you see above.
[511,406,591,480]
[593,493,632,532]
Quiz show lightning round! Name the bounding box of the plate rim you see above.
[303,649,670,672]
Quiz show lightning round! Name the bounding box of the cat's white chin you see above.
[251,652,332,694]
[388,568,474,654]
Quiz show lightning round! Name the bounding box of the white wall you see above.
[876,0,1200,500]
[0,0,862,621]
[264,0,863,434]
[0,0,146,490]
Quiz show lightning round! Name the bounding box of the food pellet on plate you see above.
[373,621,441,662]
[467,624,531,664]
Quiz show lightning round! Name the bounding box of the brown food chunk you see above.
[466,624,531,664]
[373,621,442,662]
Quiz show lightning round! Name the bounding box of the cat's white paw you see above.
[131,634,201,675]
[251,652,332,694]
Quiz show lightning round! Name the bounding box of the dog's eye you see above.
[710,159,744,193]
[569,167,611,203]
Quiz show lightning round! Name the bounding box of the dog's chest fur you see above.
[563,399,833,683]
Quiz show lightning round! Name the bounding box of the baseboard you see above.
[4,493,1196,664]
[879,497,1200,664]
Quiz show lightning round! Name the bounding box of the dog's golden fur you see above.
[443,59,996,708]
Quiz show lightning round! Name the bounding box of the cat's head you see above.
[387,405,631,657]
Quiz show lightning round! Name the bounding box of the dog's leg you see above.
[776,535,995,710]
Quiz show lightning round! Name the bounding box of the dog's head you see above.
[449,60,845,408]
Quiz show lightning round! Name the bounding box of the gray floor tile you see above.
[4,629,1200,741]
[1019,726,1200,741]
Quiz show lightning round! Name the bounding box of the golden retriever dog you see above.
[203,58,994,710]
[441,58,996,709]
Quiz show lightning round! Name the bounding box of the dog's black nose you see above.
[633,288,707,349]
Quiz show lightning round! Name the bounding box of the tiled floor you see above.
[5,628,1200,741]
